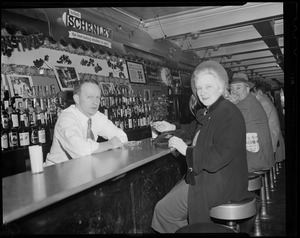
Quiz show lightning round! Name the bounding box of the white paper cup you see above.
[29,145,44,174]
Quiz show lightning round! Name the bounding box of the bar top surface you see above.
[2,138,172,224]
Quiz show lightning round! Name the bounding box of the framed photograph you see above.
[6,74,33,97]
[180,72,190,88]
[54,64,80,91]
[126,60,146,84]
[144,89,151,101]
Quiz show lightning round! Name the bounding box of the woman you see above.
[151,61,256,233]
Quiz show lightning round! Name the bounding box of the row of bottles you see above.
[1,82,158,151]
[98,89,153,130]
[1,84,59,151]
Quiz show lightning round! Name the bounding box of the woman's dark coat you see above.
[176,96,256,224]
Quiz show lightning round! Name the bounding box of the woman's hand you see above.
[168,136,188,156]
[152,120,176,132]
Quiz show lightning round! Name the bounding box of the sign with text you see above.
[68,31,112,48]
[145,66,160,83]
[126,61,146,84]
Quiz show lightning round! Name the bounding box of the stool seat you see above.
[248,173,263,191]
[254,170,269,175]
[210,197,256,220]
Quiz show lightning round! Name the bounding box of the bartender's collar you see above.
[74,105,94,122]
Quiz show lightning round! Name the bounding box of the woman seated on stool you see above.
[151,61,257,233]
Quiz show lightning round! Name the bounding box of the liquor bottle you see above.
[11,88,23,110]
[3,85,10,110]
[1,105,9,151]
[37,113,46,145]
[18,111,30,148]
[1,121,9,151]
[127,105,133,129]
[8,107,19,150]
[29,106,39,146]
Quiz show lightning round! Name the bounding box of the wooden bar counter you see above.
[1,138,187,234]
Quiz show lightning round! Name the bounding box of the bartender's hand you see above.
[108,136,123,149]
[168,136,187,156]
[152,120,176,132]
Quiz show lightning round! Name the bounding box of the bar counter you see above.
[2,138,187,234]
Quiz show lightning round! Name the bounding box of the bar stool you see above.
[248,173,264,236]
[209,197,257,233]
[254,170,272,220]
[254,169,272,203]
[269,166,276,191]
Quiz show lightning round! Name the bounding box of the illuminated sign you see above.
[62,9,112,39]
[62,9,113,48]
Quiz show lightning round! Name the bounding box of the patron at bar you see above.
[151,61,256,233]
[45,79,128,166]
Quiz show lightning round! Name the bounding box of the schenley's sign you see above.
[62,9,113,40]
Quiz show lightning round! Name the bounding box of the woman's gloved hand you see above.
[168,136,188,156]
[151,120,176,132]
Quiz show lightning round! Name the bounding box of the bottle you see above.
[18,112,30,148]
[1,121,9,151]
[3,85,10,110]
[11,87,23,111]
[37,113,46,145]
[8,107,19,150]
[127,105,133,129]
[1,105,9,151]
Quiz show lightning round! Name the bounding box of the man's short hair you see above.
[255,84,268,94]
[73,78,99,96]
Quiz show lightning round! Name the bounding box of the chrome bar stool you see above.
[248,173,264,236]
[254,170,272,220]
[255,169,272,203]
[269,166,276,191]
[209,197,257,233]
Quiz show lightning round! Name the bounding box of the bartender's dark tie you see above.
[87,118,95,141]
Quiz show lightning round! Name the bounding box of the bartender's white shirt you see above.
[45,105,128,166]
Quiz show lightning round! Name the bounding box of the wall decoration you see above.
[160,67,172,86]
[143,89,151,101]
[6,74,33,97]
[180,72,192,94]
[180,72,191,88]
[54,65,80,91]
[126,60,146,84]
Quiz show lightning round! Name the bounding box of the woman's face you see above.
[195,71,223,107]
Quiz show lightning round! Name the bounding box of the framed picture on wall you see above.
[126,60,146,84]
[180,72,190,88]
[6,74,33,97]
[54,64,80,91]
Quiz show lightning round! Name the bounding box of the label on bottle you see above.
[31,128,39,144]
[1,115,9,129]
[9,131,18,147]
[12,114,19,128]
[19,132,30,146]
[1,133,8,149]
[38,128,46,143]
[128,118,133,129]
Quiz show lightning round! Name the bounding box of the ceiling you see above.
[1,3,284,89]
[111,3,284,89]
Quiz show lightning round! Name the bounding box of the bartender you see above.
[44,78,128,166]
